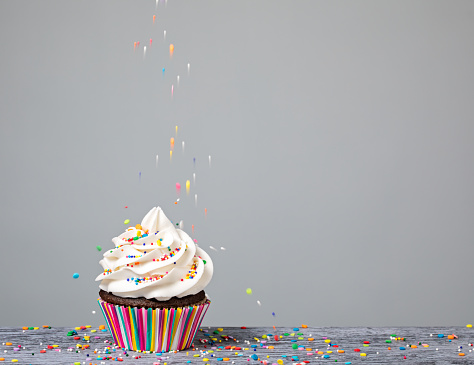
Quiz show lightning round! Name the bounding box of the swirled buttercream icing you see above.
[96,206,213,301]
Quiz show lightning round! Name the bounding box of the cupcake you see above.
[96,206,213,352]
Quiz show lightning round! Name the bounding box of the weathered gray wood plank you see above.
[0,325,473,364]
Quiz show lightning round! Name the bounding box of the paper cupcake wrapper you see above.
[98,298,210,352]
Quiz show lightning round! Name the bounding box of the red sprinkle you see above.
[354,348,361,352]
[241,327,247,329]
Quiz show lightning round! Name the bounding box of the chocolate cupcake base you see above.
[98,296,211,352]
[99,289,207,309]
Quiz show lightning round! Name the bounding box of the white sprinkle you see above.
[92,310,96,314]
[220,247,226,250]
[195,194,197,207]
[143,46,146,58]
[182,141,185,153]
[209,155,211,167]
[177,75,180,85]
[257,300,261,306]
[187,63,190,75]
[179,220,184,229]
[209,246,217,251]
[177,198,180,202]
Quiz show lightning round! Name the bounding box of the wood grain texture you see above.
[0,325,473,364]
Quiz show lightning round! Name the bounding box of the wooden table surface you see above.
[1,325,473,364]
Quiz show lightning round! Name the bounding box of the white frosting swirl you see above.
[96,207,213,301]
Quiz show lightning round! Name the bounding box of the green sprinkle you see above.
[96,245,102,251]
[124,219,130,224]
[203,260,207,264]
[292,344,298,349]
[246,288,252,295]
[386,340,392,343]
[133,237,139,241]
[283,333,290,336]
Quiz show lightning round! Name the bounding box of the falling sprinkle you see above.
[170,150,173,160]
[92,311,96,314]
[182,141,185,153]
[187,63,190,75]
[193,157,196,167]
[209,155,211,167]
[209,246,217,251]
[153,15,156,23]
[124,219,130,224]
[96,245,102,251]
[272,312,276,317]
[192,224,194,234]
[205,208,207,217]
[246,288,252,295]
[186,180,190,194]
[177,75,180,86]
[171,84,174,98]
[194,194,197,207]
[72,273,79,279]
[155,0,158,8]
[143,46,146,57]
[156,154,159,167]
[220,247,226,251]
[139,171,141,182]
[179,220,184,229]
[176,182,181,194]
[193,172,196,184]
[257,300,261,306]
[162,68,165,76]
[124,206,128,208]
[133,41,137,50]
[164,30,166,40]
[175,125,178,136]
[150,38,152,46]
[169,44,174,57]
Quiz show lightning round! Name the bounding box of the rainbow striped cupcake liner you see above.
[98,298,210,352]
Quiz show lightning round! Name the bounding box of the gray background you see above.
[1,0,473,328]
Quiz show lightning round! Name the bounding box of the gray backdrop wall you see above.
[1,0,473,327]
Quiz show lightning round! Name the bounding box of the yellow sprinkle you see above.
[193,354,200,357]
[324,339,331,343]
[33,327,39,330]
[262,335,267,339]
[75,327,81,330]
[327,351,333,354]
[186,352,189,356]
[244,348,249,351]
[203,358,209,362]
[11,360,18,363]
[91,330,96,333]
[52,345,59,348]
[360,353,367,356]
[85,325,91,328]
[217,328,223,332]
[290,333,295,336]
[467,324,473,328]
[277,360,284,365]
[207,350,214,353]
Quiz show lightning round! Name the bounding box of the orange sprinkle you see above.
[388,347,391,350]
[459,353,465,356]
[307,338,314,341]
[267,346,274,349]
[223,358,230,361]
[99,325,105,330]
[5,343,12,346]
[301,324,308,328]
[22,327,28,330]
[338,350,345,353]
[42,325,49,328]
[0,358,4,361]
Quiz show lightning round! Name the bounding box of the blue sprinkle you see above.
[293,328,299,331]
[400,347,406,350]
[438,334,444,338]
[323,354,330,358]
[217,358,223,361]
[251,354,258,360]
[345,363,352,365]
[251,345,257,348]
[72,273,79,279]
